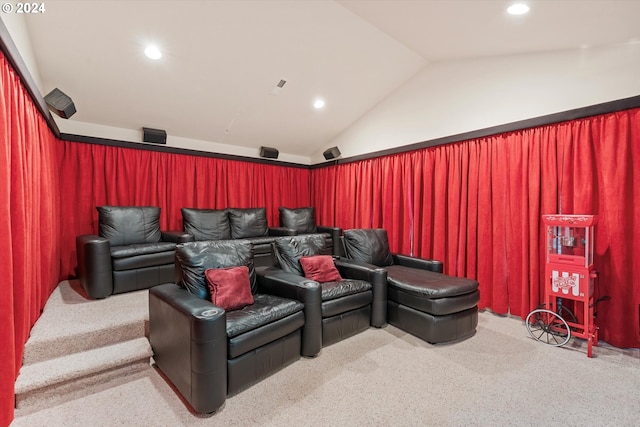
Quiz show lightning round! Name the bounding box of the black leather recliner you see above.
[149,240,308,414]
[278,207,343,256]
[342,229,480,344]
[262,234,387,352]
[76,206,191,299]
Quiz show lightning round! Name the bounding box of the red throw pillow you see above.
[205,266,254,311]
[299,255,342,283]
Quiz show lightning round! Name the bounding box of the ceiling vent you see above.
[270,78,288,95]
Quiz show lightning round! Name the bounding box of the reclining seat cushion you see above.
[274,234,331,276]
[111,242,176,258]
[226,294,304,338]
[175,240,257,300]
[279,207,317,234]
[320,279,373,319]
[386,266,479,298]
[228,208,268,239]
[181,208,231,241]
[111,242,177,271]
[98,206,162,246]
[386,266,480,316]
[320,279,372,301]
[227,294,304,359]
[343,229,394,267]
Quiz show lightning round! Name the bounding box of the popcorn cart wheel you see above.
[525,307,572,347]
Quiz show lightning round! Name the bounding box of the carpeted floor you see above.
[12,282,640,427]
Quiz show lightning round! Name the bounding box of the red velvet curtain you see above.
[312,155,414,253]
[0,52,61,425]
[312,109,640,349]
[56,141,311,278]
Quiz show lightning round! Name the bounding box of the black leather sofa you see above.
[149,240,309,414]
[180,207,295,267]
[342,229,480,344]
[76,206,191,299]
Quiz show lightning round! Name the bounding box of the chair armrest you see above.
[257,268,322,357]
[393,254,443,273]
[333,258,387,328]
[76,234,113,299]
[149,283,227,414]
[161,230,194,243]
[269,227,297,236]
[317,226,343,256]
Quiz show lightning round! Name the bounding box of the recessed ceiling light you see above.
[507,3,530,15]
[313,99,325,109]
[144,45,162,60]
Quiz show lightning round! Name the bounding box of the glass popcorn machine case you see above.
[526,215,599,357]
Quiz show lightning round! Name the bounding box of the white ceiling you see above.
[19,0,640,163]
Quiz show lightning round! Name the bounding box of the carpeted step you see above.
[21,281,149,365]
[22,318,146,365]
[15,337,152,410]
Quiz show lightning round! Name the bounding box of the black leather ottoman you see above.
[385,265,480,344]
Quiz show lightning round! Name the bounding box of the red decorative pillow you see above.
[299,255,342,283]
[205,266,254,311]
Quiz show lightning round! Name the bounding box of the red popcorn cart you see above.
[526,214,599,357]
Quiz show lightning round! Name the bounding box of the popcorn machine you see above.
[526,215,599,357]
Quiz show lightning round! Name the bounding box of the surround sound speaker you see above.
[323,146,341,160]
[44,88,76,119]
[142,127,167,144]
[260,146,279,159]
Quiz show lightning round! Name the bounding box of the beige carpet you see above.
[12,283,640,427]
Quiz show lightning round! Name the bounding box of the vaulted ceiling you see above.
[16,0,640,163]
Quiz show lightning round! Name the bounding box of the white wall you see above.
[55,119,311,164]
[1,14,43,90]
[321,42,640,163]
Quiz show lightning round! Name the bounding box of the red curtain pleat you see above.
[1,52,61,426]
[312,109,640,349]
[310,165,337,226]
[586,111,640,346]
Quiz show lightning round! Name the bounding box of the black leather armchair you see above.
[342,229,480,344]
[263,234,387,351]
[279,207,343,256]
[149,240,307,414]
[76,206,191,299]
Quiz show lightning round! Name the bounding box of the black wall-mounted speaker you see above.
[260,146,279,159]
[44,88,76,119]
[142,127,167,144]
[323,146,341,160]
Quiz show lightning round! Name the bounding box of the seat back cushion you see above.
[279,207,317,234]
[274,234,330,276]
[343,228,394,267]
[175,240,256,300]
[97,206,161,246]
[299,255,342,283]
[205,266,254,311]
[228,208,269,239]
[181,208,231,241]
